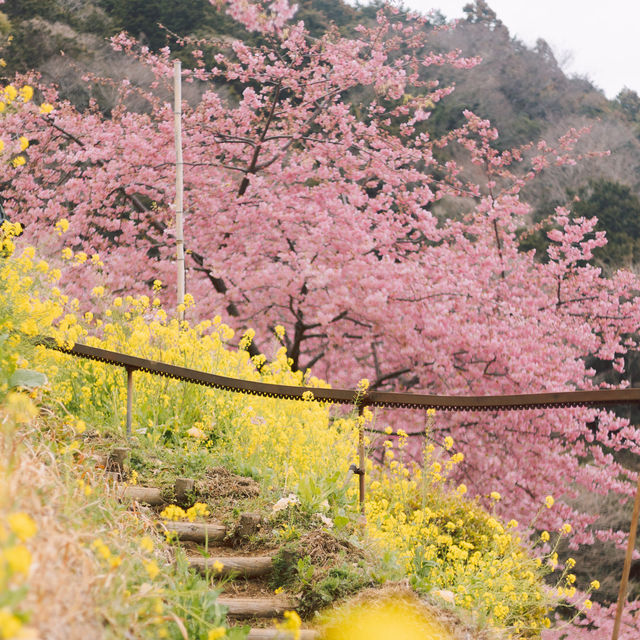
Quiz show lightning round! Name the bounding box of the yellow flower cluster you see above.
[160,502,210,523]
[91,538,122,569]
[0,83,52,168]
[0,222,22,257]
[0,84,31,112]
[0,512,37,639]
[321,594,452,640]
[275,610,302,640]
[365,434,554,634]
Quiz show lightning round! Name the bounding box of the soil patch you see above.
[222,577,276,599]
[181,541,278,557]
[195,467,260,499]
[296,529,364,565]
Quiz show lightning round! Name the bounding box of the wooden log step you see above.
[218,596,298,619]
[188,555,273,578]
[159,520,226,543]
[121,485,165,506]
[246,629,318,639]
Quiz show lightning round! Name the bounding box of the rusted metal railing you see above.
[40,338,640,414]
[40,337,640,637]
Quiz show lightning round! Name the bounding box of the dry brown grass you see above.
[1,414,165,640]
[2,422,103,638]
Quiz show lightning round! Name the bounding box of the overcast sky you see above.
[398,0,640,99]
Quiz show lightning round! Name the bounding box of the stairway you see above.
[110,457,320,639]
[156,510,319,639]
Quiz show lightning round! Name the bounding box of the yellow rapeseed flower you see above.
[5,544,32,575]
[55,218,70,235]
[321,597,452,640]
[160,505,187,521]
[276,610,302,640]
[19,85,33,102]
[4,85,17,101]
[139,536,154,553]
[7,512,37,542]
[144,560,160,579]
[0,610,23,637]
[212,560,224,573]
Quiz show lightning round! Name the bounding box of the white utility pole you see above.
[173,59,185,321]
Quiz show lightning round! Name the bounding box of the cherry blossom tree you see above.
[4,0,640,573]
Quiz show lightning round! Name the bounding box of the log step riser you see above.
[246,630,318,639]
[159,520,227,543]
[218,597,298,619]
[122,485,165,506]
[189,555,273,578]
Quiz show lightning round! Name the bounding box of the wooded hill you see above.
[3,0,640,272]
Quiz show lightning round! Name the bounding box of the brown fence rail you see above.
[40,337,640,411]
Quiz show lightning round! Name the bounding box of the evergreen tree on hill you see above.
[571,179,640,269]
[99,0,207,49]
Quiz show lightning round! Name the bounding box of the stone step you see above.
[246,629,318,639]
[159,520,227,543]
[189,554,273,578]
[218,596,298,619]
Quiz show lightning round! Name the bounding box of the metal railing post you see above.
[612,472,640,640]
[126,366,133,437]
[357,403,366,517]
